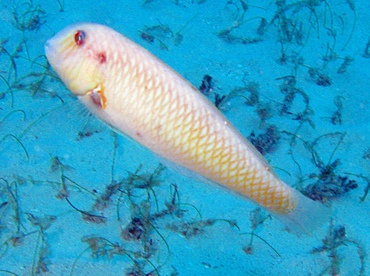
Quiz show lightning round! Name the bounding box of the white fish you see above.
[45,23,329,234]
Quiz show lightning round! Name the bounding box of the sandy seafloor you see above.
[0,0,369,275]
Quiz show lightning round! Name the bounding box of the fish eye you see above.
[74,30,86,46]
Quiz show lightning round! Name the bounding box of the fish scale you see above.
[140,64,288,211]
[117,40,289,211]
[45,23,329,233]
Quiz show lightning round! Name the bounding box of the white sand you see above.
[0,0,369,275]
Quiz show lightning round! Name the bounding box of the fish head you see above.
[45,23,109,97]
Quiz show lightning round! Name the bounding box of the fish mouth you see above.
[44,24,76,65]
[44,39,54,60]
[44,36,60,70]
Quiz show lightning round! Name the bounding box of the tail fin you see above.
[273,190,331,236]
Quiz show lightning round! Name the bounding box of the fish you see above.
[45,23,329,234]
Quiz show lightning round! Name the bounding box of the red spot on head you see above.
[74,30,86,46]
[97,52,106,64]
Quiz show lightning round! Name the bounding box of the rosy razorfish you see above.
[45,23,330,235]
